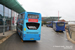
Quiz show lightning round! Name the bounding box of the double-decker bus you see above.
[46,21,53,27]
[16,12,41,41]
[53,21,65,31]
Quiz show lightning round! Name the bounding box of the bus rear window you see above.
[28,14,39,19]
[57,22,64,26]
[26,22,40,30]
[47,22,51,24]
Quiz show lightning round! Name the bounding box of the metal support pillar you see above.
[11,10,12,30]
[3,5,5,35]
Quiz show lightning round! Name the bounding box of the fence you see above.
[66,22,75,41]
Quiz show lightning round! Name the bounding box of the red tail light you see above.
[39,34,40,37]
[24,34,25,37]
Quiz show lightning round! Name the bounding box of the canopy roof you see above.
[0,0,25,13]
[42,17,61,21]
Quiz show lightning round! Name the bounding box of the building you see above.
[42,17,61,21]
[42,16,61,24]
[59,19,66,22]
[0,0,25,33]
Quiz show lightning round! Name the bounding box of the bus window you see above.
[57,22,64,26]
[47,22,51,24]
[26,22,40,30]
[21,14,24,19]
[53,23,56,27]
[18,15,21,19]
[28,14,39,19]
[17,24,23,31]
[20,20,23,24]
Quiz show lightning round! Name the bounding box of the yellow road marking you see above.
[59,33,61,34]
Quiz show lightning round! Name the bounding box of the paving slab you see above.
[0,30,16,44]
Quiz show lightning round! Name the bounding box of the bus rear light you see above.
[26,18,27,20]
[39,34,40,37]
[24,34,25,37]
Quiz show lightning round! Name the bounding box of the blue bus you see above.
[16,12,41,41]
[53,21,65,31]
[46,21,53,27]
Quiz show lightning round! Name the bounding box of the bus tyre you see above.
[33,40,36,42]
[16,30,18,33]
[21,34,22,38]
[16,29,18,33]
[21,39,24,42]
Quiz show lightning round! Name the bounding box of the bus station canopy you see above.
[0,0,25,13]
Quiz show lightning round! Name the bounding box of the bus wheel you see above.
[16,30,18,33]
[33,40,36,42]
[21,39,24,42]
[16,29,18,33]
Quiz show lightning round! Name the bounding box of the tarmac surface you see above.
[0,26,75,50]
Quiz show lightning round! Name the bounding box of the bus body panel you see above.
[53,23,56,31]
[53,21,65,31]
[22,34,40,40]
[46,23,52,27]
[56,24,65,31]
[17,12,41,41]
[46,21,53,27]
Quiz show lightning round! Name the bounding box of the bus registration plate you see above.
[30,38,34,40]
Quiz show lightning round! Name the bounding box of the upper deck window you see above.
[18,15,21,19]
[21,14,24,19]
[18,13,24,19]
[28,14,39,19]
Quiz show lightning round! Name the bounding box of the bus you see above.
[46,21,53,27]
[53,21,65,31]
[16,12,41,41]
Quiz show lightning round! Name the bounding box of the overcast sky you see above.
[18,0,75,21]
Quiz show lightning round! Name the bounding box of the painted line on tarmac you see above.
[57,34,68,41]
[52,31,68,41]
[59,33,61,34]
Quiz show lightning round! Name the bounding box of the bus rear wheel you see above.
[16,30,18,33]
[33,40,36,42]
[21,39,24,42]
